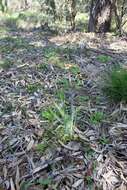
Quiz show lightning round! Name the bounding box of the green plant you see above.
[37,63,49,71]
[1,101,14,115]
[90,111,104,125]
[86,176,93,187]
[37,178,52,186]
[57,78,70,89]
[41,92,77,142]
[20,181,33,190]
[56,89,65,101]
[73,77,83,87]
[48,55,65,68]
[20,178,52,190]
[0,60,13,69]
[99,137,110,145]
[97,55,112,63]
[26,83,41,94]
[55,101,76,136]
[35,142,49,153]
[78,95,89,102]
[69,65,80,75]
[85,146,94,158]
[41,107,56,122]
[43,47,58,58]
[102,67,127,102]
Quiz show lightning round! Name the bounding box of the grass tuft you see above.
[102,67,127,103]
[90,111,104,125]
[97,55,112,63]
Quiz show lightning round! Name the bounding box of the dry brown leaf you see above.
[72,179,84,188]
[27,139,34,151]
[15,166,20,190]
[3,165,7,178]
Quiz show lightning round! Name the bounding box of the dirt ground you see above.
[0,27,127,190]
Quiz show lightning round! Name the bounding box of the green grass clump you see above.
[26,83,41,94]
[57,78,70,89]
[102,68,127,102]
[99,137,110,145]
[69,65,80,75]
[41,103,76,142]
[97,55,112,63]
[90,111,104,125]
[0,60,13,69]
[37,63,49,71]
[78,95,89,103]
[35,142,49,153]
[41,91,77,143]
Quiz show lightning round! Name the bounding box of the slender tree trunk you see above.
[0,0,5,12]
[0,0,8,12]
[88,0,95,32]
[70,0,77,30]
[66,0,77,30]
[88,0,115,33]
[114,0,126,35]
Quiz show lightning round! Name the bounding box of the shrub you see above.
[102,67,127,102]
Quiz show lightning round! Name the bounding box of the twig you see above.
[20,156,64,181]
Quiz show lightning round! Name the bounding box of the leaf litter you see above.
[0,29,127,189]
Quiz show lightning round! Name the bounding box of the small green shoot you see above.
[73,77,83,87]
[38,178,52,186]
[86,176,93,187]
[0,60,13,69]
[90,111,104,125]
[35,142,48,153]
[20,178,52,190]
[57,78,70,89]
[43,47,58,58]
[97,55,112,63]
[84,145,95,158]
[37,63,49,71]
[41,107,55,122]
[99,137,110,145]
[55,89,66,102]
[78,95,89,103]
[26,83,41,94]
[20,181,33,190]
[69,65,80,75]
[48,55,65,68]
[41,92,77,142]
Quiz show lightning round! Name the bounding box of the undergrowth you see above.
[102,67,127,103]
[41,90,77,143]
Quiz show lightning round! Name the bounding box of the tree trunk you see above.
[66,0,77,30]
[0,0,5,12]
[0,0,8,12]
[88,0,114,33]
[88,0,95,32]
[70,0,77,30]
[114,0,126,35]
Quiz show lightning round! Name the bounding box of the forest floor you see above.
[0,23,127,190]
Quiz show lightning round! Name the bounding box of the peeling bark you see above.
[88,0,115,33]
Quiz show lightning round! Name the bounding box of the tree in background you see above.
[114,0,127,35]
[88,0,115,32]
[0,0,127,34]
[40,0,56,21]
[0,0,8,12]
[67,0,77,30]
